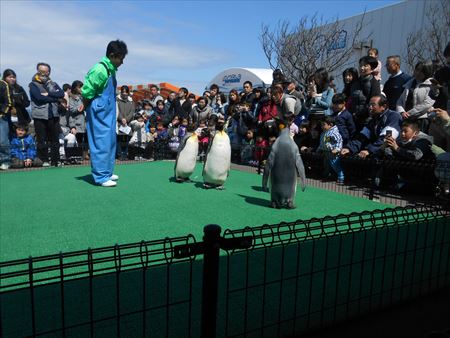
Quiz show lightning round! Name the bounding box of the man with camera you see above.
[341,95,401,158]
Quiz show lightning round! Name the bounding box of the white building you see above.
[324,0,433,89]
[206,68,273,94]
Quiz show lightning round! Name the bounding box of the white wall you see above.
[330,0,427,89]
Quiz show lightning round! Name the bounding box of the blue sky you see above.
[1,0,399,95]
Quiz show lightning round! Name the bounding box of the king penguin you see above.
[202,118,231,189]
[174,132,198,182]
[262,126,306,208]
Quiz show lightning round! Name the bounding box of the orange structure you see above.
[117,83,199,103]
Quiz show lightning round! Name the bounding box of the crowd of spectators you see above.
[0,44,449,195]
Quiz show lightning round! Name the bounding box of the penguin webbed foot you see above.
[286,201,296,209]
[270,201,281,209]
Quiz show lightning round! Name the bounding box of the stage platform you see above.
[0,161,392,262]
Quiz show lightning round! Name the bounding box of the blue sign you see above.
[327,30,347,52]
[223,73,241,85]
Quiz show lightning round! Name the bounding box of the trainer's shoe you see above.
[101,180,117,187]
[111,174,119,181]
[42,162,50,167]
[0,163,9,170]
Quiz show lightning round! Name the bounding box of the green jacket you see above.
[82,56,117,100]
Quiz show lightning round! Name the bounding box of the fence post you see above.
[201,224,221,338]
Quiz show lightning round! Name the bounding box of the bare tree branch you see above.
[260,11,369,86]
[403,0,449,73]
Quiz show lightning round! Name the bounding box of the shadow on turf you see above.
[251,185,265,192]
[237,194,270,207]
[75,175,96,185]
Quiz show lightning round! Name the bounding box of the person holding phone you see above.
[341,95,401,159]
[383,120,434,161]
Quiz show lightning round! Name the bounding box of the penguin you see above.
[262,126,306,209]
[202,117,231,189]
[174,132,198,182]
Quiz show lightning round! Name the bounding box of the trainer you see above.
[82,40,128,187]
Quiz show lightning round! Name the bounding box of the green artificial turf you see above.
[0,162,392,261]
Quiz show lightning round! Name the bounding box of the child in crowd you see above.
[144,126,158,160]
[129,112,148,160]
[168,116,181,154]
[368,48,382,82]
[154,122,168,160]
[298,121,319,153]
[381,120,435,190]
[330,93,356,146]
[318,117,344,184]
[241,129,255,165]
[117,116,132,160]
[383,120,434,161]
[179,118,188,140]
[64,127,82,164]
[196,120,210,161]
[10,124,43,168]
[254,131,268,167]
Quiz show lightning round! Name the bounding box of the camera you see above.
[385,130,392,137]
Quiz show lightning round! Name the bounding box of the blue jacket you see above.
[347,109,402,154]
[332,109,356,145]
[10,135,37,160]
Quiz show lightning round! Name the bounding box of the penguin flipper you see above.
[174,134,189,177]
[295,151,307,191]
[262,147,275,191]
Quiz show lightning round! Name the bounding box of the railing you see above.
[1,205,449,337]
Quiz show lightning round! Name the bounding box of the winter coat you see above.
[68,94,86,133]
[350,75,381,122]
[190,105,213,127]
[116,95,135,123]
[10,135,37,160]
[29,77,64,120]
[347,109,402,155]
[387,132,435,161]
[396,78,435,119]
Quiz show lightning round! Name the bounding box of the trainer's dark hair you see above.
[359,56,378,70]
[2,69,16,80]
[332,93,347,104]
[106,40,128,57]
[36,62,51,73]
[313,68,329,92]
[71,80,83,94]
[415,60,434,79]
[120,85,130,93]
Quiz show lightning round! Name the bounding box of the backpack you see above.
[282,93,302,116]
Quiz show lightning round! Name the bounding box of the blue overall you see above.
[86,74,117,184]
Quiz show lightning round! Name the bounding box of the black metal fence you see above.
[1,205,449,337]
